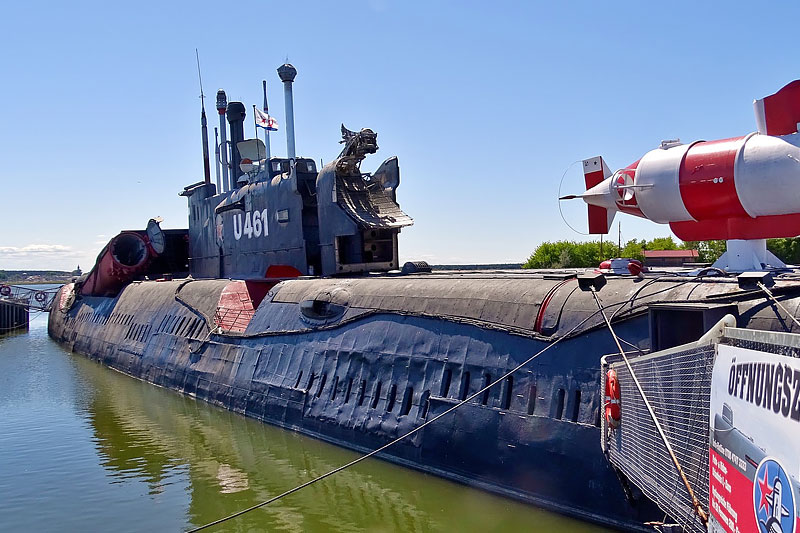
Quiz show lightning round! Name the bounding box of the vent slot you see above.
[555,388,565,420]
[400,387,413,416]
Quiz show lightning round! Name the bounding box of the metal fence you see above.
[602,344,716,533]
[0,285,60,312]
[601,324,800,533]
[722,327,800,359]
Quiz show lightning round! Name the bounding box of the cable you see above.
[757,281,800,329]
[186,302,612,532]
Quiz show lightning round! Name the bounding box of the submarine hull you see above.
[50,271,795,531]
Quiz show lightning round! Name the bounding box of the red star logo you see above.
[758,465,773,514]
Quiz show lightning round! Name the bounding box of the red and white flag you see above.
[254,108,278,131]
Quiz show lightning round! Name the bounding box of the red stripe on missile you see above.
[678,137,748,221]
[671,212,800,241]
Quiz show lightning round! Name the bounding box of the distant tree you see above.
[646,236,679,250]
[620,239,646,262]
[684,240,726,263]
[555,248,571,268]
[524,236,724,269]
[768,237,800,264]
[523,241,571,269]
[523,240,606,269]
[615,237,678,262]
[0,271,6,281]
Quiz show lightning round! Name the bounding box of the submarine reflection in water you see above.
[80,356,609,532]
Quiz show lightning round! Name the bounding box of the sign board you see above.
[709,344,800,533]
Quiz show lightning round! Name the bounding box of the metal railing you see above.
[0,284,61,312]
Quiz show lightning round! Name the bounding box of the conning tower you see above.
[181,63,412,279]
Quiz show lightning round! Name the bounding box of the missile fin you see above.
[584,156,615,234]
[583,156,611,188]
[754,79,800,136]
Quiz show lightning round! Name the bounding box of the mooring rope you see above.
[756,281,800,329]
[187,300,621,532]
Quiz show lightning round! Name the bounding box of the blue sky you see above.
[1,1,798,270]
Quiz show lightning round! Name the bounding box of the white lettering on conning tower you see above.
[232,209,269,241]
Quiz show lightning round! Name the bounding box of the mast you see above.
[196,50,211,185]
[277,63,297,176]
[216,90,229,192]
[214,126,221,191]
[263,80,271,164]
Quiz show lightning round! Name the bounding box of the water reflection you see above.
[1,312,610,532]
[79,356,610,532]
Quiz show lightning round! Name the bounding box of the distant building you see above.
[643,249,700,267]
[71,265,82,276]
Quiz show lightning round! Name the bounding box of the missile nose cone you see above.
[582,177,619,211]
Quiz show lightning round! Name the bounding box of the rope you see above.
[186,302,614,532]
[588,286,709,525]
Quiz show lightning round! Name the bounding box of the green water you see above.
[0,312,613,532]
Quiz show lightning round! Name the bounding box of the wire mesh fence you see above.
[602,345,716,533]
[602,326,800,533]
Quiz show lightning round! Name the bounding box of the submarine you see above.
[47,68,800,531]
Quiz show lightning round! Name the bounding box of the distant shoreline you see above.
[7,281,68,286]
[0,270,77,286]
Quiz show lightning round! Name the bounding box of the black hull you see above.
[50,274,773,531]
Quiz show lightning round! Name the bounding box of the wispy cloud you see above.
[0,244,82,258]
[0,244,88,270]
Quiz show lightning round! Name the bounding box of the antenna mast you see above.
[263,80,272,164]
[196,49,212,185]
[214,127,221,190]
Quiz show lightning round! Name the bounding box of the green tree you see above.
[620,239,646,262]
[523,240,606,269]
[646,236,678,250]
[523,241,574,269]
[767,237,800,264]
[524,236,720,269]
[685,240,726,263]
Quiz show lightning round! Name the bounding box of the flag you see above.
[254,108,278,131]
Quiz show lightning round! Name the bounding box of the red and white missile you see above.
[572,80,800,242]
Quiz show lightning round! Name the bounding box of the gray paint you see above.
[184,127,411,279]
